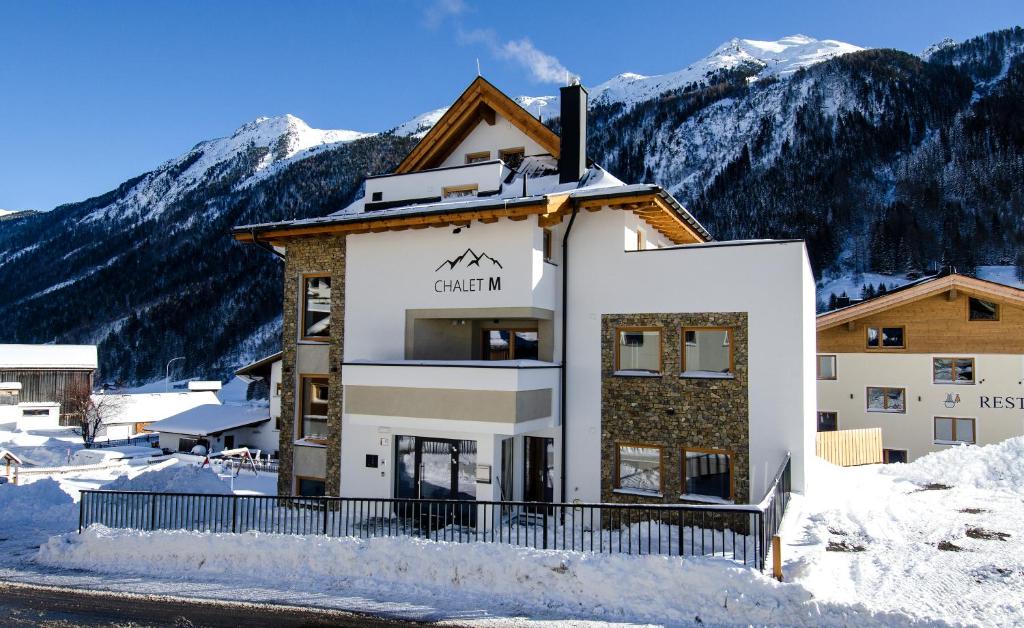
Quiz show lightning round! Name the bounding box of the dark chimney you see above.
[559,82,588,184]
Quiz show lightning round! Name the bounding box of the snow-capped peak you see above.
[921,37,957,61]
[589,34,864,108]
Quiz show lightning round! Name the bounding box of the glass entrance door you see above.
[524,436,554,503]
[394,436,477,501]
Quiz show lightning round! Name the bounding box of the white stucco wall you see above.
[438,112,549,168]
[565,210,813,501]
[365,161,510,203]
[817,353,1024,460]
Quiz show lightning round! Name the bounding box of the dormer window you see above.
[443,184,478,200]
[465,151,490,164]
[499,147,525,170]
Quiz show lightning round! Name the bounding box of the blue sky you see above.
[1,0,1021,211]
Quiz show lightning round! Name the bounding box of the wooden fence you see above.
[816,428,883,466]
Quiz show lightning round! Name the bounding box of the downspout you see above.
[559,200,579,503]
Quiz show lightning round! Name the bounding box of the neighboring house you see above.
[232,77,814,502]
[235,352,283,429]
[99,391,220,440]
[817,271,1024,462]
[147,403,275,455]
[0,344,98,425]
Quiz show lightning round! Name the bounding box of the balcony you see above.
[341,359,560,434]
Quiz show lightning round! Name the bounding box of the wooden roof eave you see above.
[816,275,1024,331]
[574,193,706,245]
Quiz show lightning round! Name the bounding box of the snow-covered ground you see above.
[4,428,1023,625]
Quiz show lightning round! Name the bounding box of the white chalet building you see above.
[233,78,815,506]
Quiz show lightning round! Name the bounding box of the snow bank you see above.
[39,527,913,626]
[0,478,77,532]
[882,436,1024,493]
[101,459,231,495]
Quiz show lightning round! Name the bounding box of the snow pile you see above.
[882,436,1024,493]
[39,528,914,625]
[101,459,231,495]
[785,453,1024,625]
[0,478,76,532]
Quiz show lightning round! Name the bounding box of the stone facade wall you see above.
[600,313,750,504]
[278,236,346,496]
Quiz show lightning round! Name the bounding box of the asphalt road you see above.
[0,581,435,627]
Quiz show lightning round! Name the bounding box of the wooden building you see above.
[817,272,1024,462]
[0,345,98,425]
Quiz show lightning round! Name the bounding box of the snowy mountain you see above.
[83,114,371,223]
[1,27,1022,381]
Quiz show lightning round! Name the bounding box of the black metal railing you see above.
[87,433,160,449]
[79,454,791,571]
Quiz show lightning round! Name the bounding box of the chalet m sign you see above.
[434,248,503,294]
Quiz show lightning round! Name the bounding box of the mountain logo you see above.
[435,248,503,272]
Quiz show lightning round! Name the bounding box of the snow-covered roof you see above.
[147,403,270,436]
[0,344,98,370]
[187,381,222,392]
[0,448,23,465]
[99,391,220,425]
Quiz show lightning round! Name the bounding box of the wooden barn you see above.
[0,345,98,425]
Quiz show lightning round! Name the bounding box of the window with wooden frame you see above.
[300,274,331,341]
[883,449,908,464]
[615,327,662,374]
[682,328,733,377]
[295,476,326,497]
[933,357,975,384]
[464,151,490,164]
[934,416,975,445]
[442,184,478,199]
[542,228,553,262]
[498,147,525,170]
[816,354,837,380]
[967,297,999,321]
[482,327,538,361]
[298,375,329,443]
[615,444,663,495]
[866,386,906,413]
[816,411,838,432]
[681,447,733,501]
[866,326,905,349]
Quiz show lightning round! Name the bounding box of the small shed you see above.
[1,448,23,481]
[148,403,273,454]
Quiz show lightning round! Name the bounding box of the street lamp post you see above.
[165,356,185,392]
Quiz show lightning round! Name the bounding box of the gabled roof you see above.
[147,403,270,436]
[235,352,282,378]
[394,76,561,174]
[0,449,23,465]
[0,345,98,370]
[817,272,1024,331]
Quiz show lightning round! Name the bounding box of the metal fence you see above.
[80,455,790,571]
[88,433,160,449]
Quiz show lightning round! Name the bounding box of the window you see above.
[482,328,538,360]
[299,375,329,442]
[21,408,49,417]
[682,448,733,501]
[615,327,662,374]
[883,449,908,464]
[370,191,382,202]
[499,147,525,170]
[542,228,553,262]
[817,355,837,380]
[442,184,478,199]
[968,297,999,321]
[867,386,906,413]
[301,274,331,340]
[682,328,733,376]
[866,326,904,349]
[465,151,490,164]
[615,444,662,495]
[933,357,974,384]
[817,411,838,432]
[296,477,326,497]
[934,417,975,445]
